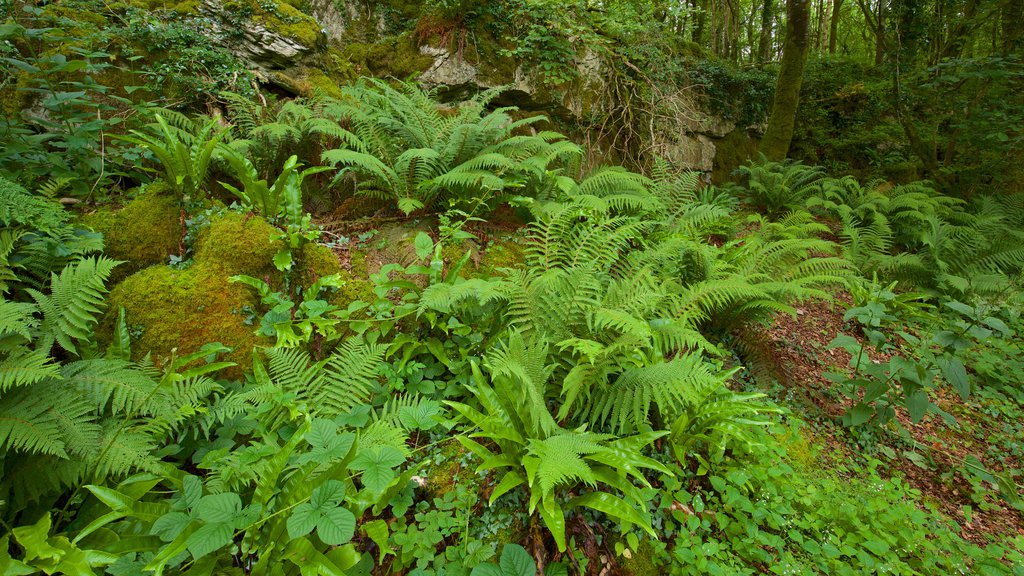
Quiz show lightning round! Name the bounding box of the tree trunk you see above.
[694,0,708,46]
[829,0,843,53]
[1004,0,1023,54]
[758,0,775,62]
[874,0,886,64]
[760,0,811,160]
[938,0,979,61]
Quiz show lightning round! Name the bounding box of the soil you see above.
[761,294,1024,548]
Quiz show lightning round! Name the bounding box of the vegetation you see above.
[0,0,1022,574]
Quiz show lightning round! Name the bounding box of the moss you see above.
[303,68,344,98]
[103,264,266,379]
[81,183,181,276]
[343,33,433,78]
[425,442,467,498]
[473,238,525,277]
[618,537,662,576]
[271,67,345,99]
[192,212,283,278]
[711,128,760,185]
[173,1,200,14]
[1,73,33,118]
[300,242,341,283]
[271,2,320,47]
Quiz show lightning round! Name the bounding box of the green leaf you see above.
[906,389,930,423]
[362,520,393,562]
[186,522,232,559]
[13,514,61,562]
[845,403,873,427]
[499,544,536,576]
[939,356,970,400]
[413,232,434,260]
[566,492,653,535]
[470,565,503,576]
[316,507,356,546]
[311,480,347,511]
[151,512,191,542]
[349,446,405,493]
[195,493,241,523]
[0,535,34,575]
[273,248,294,271]
[182,475,203,510]
[287,503,319,541]
[398,197,425,215]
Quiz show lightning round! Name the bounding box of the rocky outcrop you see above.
[192,0,748,174]
[198,0,320,70]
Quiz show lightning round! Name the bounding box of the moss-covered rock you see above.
[81,183,181,276]
[99,208,350,376]
[473,237,525,277]
[192,212,283,277]
[104,264,265,379]
[712,128,760,184]
[343,32,433,78]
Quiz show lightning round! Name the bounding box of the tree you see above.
[758,0,775,62]
[760,0,812,159]
[829,0,844,54]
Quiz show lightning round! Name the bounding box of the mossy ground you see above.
[81,183,182,278]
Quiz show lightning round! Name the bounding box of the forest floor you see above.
[316,209,1024,554]
[764,299,1024,547]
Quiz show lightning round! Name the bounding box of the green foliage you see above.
[321,78,581,214]
[219,152,330,220]
[0,17,140,197]
[116,114,229,201]
[447,351,669,552]
[729,156,825,216]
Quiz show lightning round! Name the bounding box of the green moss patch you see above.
[192,212,283,277]
[81,184,181,276]
[104,265,265,379]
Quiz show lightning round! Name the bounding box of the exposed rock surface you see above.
[199,0,317,70]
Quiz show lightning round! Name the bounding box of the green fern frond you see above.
[28,256,119,355]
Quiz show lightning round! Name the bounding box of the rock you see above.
[418,45,483,92]
[198,0,320,70]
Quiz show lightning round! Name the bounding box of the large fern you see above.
[321,78,581,214]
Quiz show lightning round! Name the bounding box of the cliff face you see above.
[113,0,761,176]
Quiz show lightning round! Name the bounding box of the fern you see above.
[27,256,119,355]
[321,79,580,214]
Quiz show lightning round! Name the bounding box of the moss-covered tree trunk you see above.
[758,0,774,62]
[829,0,843,54]
[1004,0,1023,54]
[759,0,810,160]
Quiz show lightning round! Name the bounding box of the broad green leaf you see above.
[939,356,970,400]
[311,480,347,511]
[195,493,241,524]
[362,520,393,562]
[349,446,405,493]
[0,535,34,575]
[498,544,536,576]
[316,507,356,546]
[845,403,873,427]
[286,503,319,541]
[13,514,60,562]
[273,248,294,271]
[151,512,191,542]
[186,522,232,560]
[906,389,930,423]
[182,475,203,510]
[413,231,434,260]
